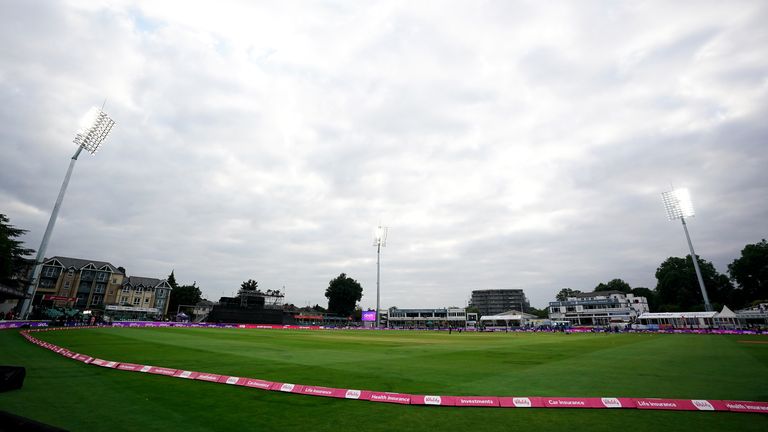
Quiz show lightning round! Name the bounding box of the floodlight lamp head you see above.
[662,188,695,220]
[73,107,116,155]
[373,226,388,247]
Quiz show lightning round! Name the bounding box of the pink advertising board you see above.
[194,373,223,383]
[299,385,346,398]
[148,366,179,376]
[72,354,93,363]
[241,378,274,390]
[411,395,456,406]
[452,396,500,407]
[172,370,200,380]
[723,401,768,413]
[499,397,545,408]
[635,399,699,411]
[116,363,146,372]
[270,382,305,393]
[341,389,371,400]
[90,359,119,368]
[688,400,730,411]
[368,392,412,405]
[217,376,247,386]
[542,397,604,409]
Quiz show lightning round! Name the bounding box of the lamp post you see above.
[662,187,712,312]
[19,107,116,319]
[373,225,388,328]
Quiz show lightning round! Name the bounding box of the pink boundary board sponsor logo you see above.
[411,395,456,406]
[172,370,200,379]
[543,397,602,408]
[300,385,345,398]
[452,396,500,407]
[148,367,178,376]
[242,378,274,390]
[217,376,246,385]
[90,359,119,369]
[271,382,304,393]
[600,398,635,409]
[116,363,144,371]
[368,392,412,405]
[195,373,223,383]
[724,401,768,413]
[343,389,372,400]
[72,354,94,363]
[690,400,719,411]
[635,399,698,411]
[499,397,545,408]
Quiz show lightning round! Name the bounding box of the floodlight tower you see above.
[373,225,388,328]
[19,107,116,319]
[661,188,712,312]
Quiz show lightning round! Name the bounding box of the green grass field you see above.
[1,327,767,431]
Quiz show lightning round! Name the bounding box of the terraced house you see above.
[34,256,124,309]
[108,276,172,319]
[31,255,171,319]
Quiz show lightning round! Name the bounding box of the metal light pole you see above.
[373,225,388,328]
[662,188,712,312]
[19,107,116,319]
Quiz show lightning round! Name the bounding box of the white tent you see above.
[479,310,536,327]
[716,305,739,329]
[638,311,717,329]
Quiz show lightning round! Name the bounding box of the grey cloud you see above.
[2,1,766,310]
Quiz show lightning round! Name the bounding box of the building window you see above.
[157,299,165,308]
[133,298,141,305]
[64,281,71,289]
[91,295,103,305]
[43,266,59,278]
[112,278,118,284]
[39,279,55,288]
[67,269,74,276]
[96,272,108,282]
[122,286,130,293]
[94,284,106,294]
[120,296,128,304]
[145,298,150,303]
[135,287,143,293]
[157,290,166,298]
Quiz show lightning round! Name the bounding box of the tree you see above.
[728,239,768,305]
[528,306,549,319]
[352,306,363,321]
[0,214,34,287]
[325,273,363,317]
[630,287,658,311]
[167,271,178,289]
[594,278,631,293]
[240,279,259,291]
[655,255,734,311]
[168,282,202,315]
[555,288,581,301]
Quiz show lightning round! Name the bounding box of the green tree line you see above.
[556,239,768,311]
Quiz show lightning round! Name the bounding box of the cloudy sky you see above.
[1,0,766,309]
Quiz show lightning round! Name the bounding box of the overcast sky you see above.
[1,0,766,309]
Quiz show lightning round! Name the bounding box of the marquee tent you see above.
[479,310,536,327]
